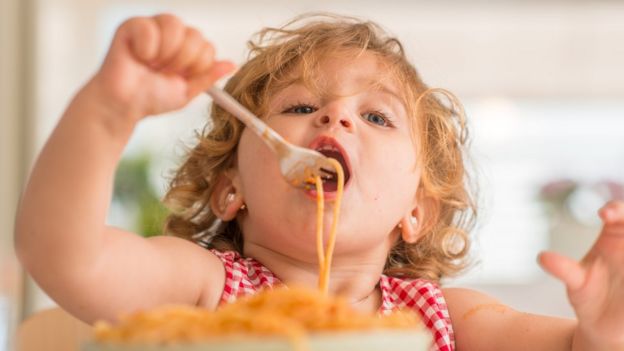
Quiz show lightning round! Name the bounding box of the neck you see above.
[243,242,386,311]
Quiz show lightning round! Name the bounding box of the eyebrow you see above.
[371,84,404,106]
[358,74,405,102]
[365,81,408,117]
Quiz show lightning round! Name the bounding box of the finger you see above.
[184,42,216,77]
[160,27,205,74]
[538,251,586,291]
[186,60,236,98]
[601,223,624,237]
[599,200,624,224]
[567,256,610,318]
[112,17,160,64]
[152,14,186,68]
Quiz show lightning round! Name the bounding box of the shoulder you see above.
[146,236,226,309]
[146,235,225,273]
[442,287,504,312]
[441,287,524,351]
[442,287,511,328]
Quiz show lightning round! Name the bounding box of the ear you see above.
[209,170,245,221]
[399,191,439,244]
[399,211,422,244]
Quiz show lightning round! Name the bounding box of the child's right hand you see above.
[91,14,235,122]
[14,14,235,323]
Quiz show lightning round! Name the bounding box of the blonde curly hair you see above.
[163,14,477,281]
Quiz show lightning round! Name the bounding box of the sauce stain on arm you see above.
[462,303,511,321]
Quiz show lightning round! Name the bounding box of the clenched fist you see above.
[91,14,234,121]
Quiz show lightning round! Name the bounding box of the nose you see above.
[314,105,354,131]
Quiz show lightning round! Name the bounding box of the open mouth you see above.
[311,138,352,193]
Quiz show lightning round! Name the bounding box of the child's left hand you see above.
[539,200,624,350]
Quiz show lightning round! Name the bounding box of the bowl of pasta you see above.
[84,287,432,351]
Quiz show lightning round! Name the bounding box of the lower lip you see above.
[303,188,341,201]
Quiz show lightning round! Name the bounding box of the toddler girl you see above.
[15,13,624,351]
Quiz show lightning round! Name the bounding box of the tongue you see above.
[316,148,351,193]
[322,178,338,193]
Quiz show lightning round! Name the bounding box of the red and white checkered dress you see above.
[212,250,455,351]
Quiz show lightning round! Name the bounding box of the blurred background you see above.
[2,0,624,349]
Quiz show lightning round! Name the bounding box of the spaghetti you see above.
[313,158,344,294]
[93,287,419,345]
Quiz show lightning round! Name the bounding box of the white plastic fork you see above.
[206,86,337,189]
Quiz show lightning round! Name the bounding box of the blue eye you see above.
[284,104,317,114]
[363,111,390,126]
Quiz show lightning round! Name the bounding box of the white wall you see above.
[1,0,35,349]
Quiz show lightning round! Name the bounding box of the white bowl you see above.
[84,330,432,351]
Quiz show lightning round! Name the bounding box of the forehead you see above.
[270,50,405,104]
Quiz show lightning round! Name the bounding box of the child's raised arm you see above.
[14,14,234,323]
[445,200,624,350]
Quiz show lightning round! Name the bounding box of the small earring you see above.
[398,216,416,229]
[240,203,247,211]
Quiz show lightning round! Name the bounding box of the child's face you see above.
[234,51,422,262]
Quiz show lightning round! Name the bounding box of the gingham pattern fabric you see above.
[211,250,283,303]
[379,275,454,351]
[212,250,454,351]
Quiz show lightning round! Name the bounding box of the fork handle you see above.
[206,86,287,154]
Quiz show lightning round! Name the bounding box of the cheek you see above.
[237,130,283,201]
[266,116,311,147]
[360,138,419,201]
[391,149,420,197]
